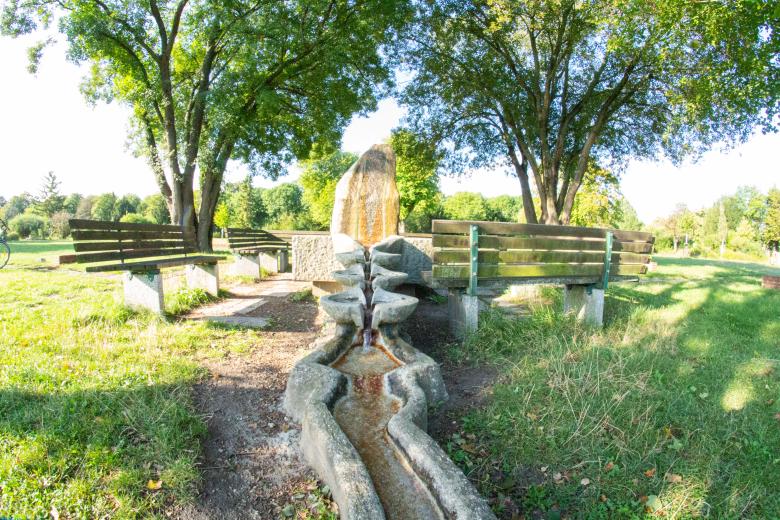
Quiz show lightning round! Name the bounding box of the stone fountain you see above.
[284,145,495,520]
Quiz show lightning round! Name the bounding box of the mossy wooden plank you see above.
[433,250,649,265]
[84,255,223,273]
[73,240,185,253]
[61,247,199,264]
[432,220,652,242]
[71,230,192,241]
[432,263,645,280]
[69,219,184,233]
[432,234,653,253]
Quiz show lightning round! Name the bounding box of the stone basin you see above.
[370,263,408,291]
[320,286,366,328]
[333,263,366,289]
[371,287,418,329]
[370,250,402,270]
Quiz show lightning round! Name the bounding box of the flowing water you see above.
[331,344,444,520]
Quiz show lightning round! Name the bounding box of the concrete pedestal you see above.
[563,285,604,326]
[232,254,262,278]
[278,249,289,272]
[259,251,280,275]
[186,263,219,296]
[448,289,482,339]
[123,271,164,313]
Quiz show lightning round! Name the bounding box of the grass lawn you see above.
[0,241,261,518]
[451,256,780,518]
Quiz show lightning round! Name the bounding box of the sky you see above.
[1,34,778,224]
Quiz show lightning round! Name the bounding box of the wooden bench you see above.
[60,219,224,313]
[225,228,291,277]
[431,220,654,335]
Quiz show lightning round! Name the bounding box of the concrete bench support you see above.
[232,253,262,278]
[259,251,280,274]
[563,284,605,326]
[278,249,289,272]
[448,289,482,338]
[186,263,219,296]
[123,270,164,314]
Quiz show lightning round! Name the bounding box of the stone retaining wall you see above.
[292,235,433,285]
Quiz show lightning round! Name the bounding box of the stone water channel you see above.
[284,145,494,520]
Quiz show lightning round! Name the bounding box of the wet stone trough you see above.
[284,145,495,519]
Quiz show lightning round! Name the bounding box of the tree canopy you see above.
[400,0,779,225]
[3,0,411,249]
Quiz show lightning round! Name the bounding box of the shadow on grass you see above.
[451,257,780,518]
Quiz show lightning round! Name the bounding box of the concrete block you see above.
[448,289,482,338]
[186,263,219,296]
[563,284,604,326]
[312,280,343,297]
[123,270,164,314]
[278,249,289,272]
[259,251,279,274]
[231,254,261,278]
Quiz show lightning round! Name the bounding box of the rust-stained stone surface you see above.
[331,144,400,247]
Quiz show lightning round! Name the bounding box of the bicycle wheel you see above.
[0,242,9,269]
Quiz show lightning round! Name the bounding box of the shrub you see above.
[119,213,154,224]
[6,231,19,241]
[9,213,49,239]
[50,211,73,238]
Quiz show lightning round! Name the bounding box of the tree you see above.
[226,178,264,229]
[32,171,64,217]
[442,192,488,221]
[569,164,623,227]
[718,203,728,256]
[764,188,780,253]
[391,130,441,221]
[262,183,304,228]
[4,0,410,251]
[75,196,95,219]
[142,194,171,224]
[91,193,118,221]
[63,193,83,215]
[400,0,779,225]
[486,195,521,222]
[0,194,32,220]
[615,199,643,231]
[299,148,358,230]
[115,195,142,220]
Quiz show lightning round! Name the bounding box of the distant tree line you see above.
[649,186,780,261]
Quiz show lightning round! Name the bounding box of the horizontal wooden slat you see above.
[432,220,653,243]
[84,255,223,273]
[69,219,186,233]
[432,234,653,253]
[60,247,198,264]
[71,229,192,241]
[73,240,186,253]
[432,263,646,280]
[433,250,649,265]
[235,247,285,254]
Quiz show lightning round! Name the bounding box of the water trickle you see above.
[331,343,444,520]
[361,250,374,352]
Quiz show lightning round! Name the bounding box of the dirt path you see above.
[173,277,322,520]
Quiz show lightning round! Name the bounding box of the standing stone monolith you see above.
[331,144,399,247]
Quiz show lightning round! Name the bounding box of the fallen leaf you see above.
[774,413,780,421]
[665,473,683,484]
[644,468,656,478]
[553,472,563,482]
[540,465,548,472]
[600,494,608,502]
[699,392,709,399]
[580,478,590,486]
[526,412,538,421]
[50,505,59,520]
[645,495,663,512]
[146,479,162,491]
[639,495,649,504]
[766,399,774,405]
[604,461,615,472]
[462,443,478,454]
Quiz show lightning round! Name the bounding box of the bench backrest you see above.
[60,219,197,265]
[225,228,290,252]
[432,220,654,288]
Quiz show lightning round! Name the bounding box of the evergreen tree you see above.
[764,188,780,252]
[34,171,64,217]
